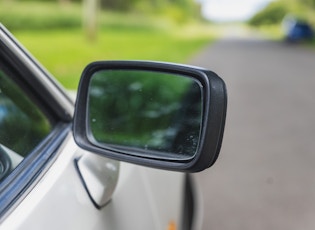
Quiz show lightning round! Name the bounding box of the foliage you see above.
[0,0,201,31]
[97,0,201,24]
[248,0,315,26]
[99,0,199,21]
[0,2,82,31]
[300,0,315,7]
[100,0,140,11]
[248,1,288,26]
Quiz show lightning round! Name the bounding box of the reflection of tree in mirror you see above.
[0,71,52,157]
[89,69,202,158]
[164,82,202,155]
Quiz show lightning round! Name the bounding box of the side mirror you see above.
[73,61,227,172]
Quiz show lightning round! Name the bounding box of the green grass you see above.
[13,27,214,89]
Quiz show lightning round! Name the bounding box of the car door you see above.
[0,25,187,230]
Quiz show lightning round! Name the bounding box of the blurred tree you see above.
[301,0,315,8]
[100,0,139,11]
[97,0,200,21]
[83,0,99,41]
[83,0,201,40]
[59,0,70,5]
[249,0,315,26]
[248,1,287,26]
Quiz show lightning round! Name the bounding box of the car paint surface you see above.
[2,135,185,230]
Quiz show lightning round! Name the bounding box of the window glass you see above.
[0,68,52,179]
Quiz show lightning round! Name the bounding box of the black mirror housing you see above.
[73,61,227,172]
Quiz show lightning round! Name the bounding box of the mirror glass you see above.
[87,69,203,160]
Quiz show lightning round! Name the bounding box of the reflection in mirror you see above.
[88,69,203,160]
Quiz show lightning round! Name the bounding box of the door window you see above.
[0,67,52,180]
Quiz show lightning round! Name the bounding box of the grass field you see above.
[1,2,216,89]
[13,28,214,89]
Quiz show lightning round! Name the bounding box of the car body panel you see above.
[1,134,185,230]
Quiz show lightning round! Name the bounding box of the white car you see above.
[0,24,227,230]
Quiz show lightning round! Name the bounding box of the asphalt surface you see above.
[190,35,315,230]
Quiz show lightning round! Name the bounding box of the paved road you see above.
[190,37,315,230]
